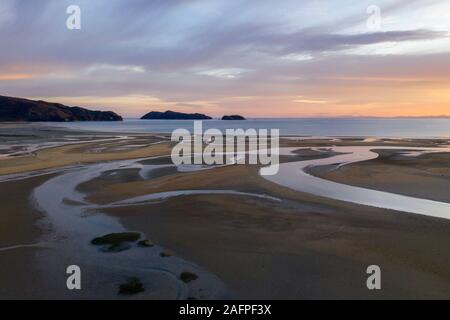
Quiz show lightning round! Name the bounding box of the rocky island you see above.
[0,95,122,122]
[222,115,246,120]
[141,110,212,120]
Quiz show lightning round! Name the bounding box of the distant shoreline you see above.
[121,116,450,120]
[2,118,449,138]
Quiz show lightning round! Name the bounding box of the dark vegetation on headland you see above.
[0,95,122,122]
[141,110,212,120]
[2,95,448,122]
[141,110,246,120]
[222,115,246,120]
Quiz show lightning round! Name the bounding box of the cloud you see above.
[197,68,247,79]
[84,64,146,74]
[293,98,328,104]
[273,29,447,54]
[0,0,449,116]
[0,73,35,81]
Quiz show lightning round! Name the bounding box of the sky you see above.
[1,0,450,118]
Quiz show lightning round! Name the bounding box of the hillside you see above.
[0,95,123,122]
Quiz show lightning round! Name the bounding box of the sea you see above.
[44,118,450,138]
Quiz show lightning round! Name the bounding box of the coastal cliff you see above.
[222,115,246,120]
[0,95,123,122]
[141,110,212,120]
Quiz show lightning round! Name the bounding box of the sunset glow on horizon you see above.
[1,0,450,118]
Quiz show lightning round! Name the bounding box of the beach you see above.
[0,123,449,299]
[3,0,450,305]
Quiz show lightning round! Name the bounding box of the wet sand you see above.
[108,195,450,299]
[308,150,450,203]
[91,164,450,299]
[0,175,52,299]
[0,124,449,299]
[0,136,172,176]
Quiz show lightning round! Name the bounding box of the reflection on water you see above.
[31,158,229,299]
[263,146,450,220]
[45,118,450,137]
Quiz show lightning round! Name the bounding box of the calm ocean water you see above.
[47,118,450,138]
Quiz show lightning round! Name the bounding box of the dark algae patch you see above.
[160,251,172,257]
[102,243,132,253]
[118,277,145,295]
[137,239,154,247]
[91,232,140,245]
[91,232,141,252]
[180,271,198,283]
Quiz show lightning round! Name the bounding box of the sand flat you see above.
[308,150,450,203]
[105,193,450,299]
[0,140,172,175]
[0,129,449,299]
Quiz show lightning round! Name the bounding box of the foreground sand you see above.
[0,175,51,299]
[92,164,450,299]
[0,126,449,299]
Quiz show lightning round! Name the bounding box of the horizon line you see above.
[124,115,450,119]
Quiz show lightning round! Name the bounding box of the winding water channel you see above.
[262,146,450,220]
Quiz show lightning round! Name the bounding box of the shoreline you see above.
[306,150,450,203]
[2,119,450,139]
